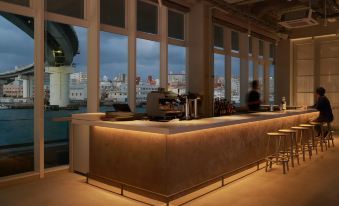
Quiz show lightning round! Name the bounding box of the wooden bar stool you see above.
[300,124,318,154]
[278,129,300,168]
[324,122,335,148]
[291,126,312,161]
[310,122,327,152]
[265,132,289,174]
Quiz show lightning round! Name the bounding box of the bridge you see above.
[0,12,79,107]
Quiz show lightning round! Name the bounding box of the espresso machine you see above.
[146,88,183,120]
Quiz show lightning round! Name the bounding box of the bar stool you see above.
[278,129,300,168]
[310,122,327,152]
[265,132,289,174]
[291,126,312,161]
[324,122,335,148]
[300,123,318,155]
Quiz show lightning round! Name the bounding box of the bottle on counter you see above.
[281,96,287,111]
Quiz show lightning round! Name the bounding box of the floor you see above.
[0,135,339,206]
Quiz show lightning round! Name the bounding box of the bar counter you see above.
[72,110,318,200]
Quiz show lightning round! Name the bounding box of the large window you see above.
[214,25,224,50]
[259,40,264,57]
[249,37,252,55]
[214,54,225,99]
[168,44,186,95]
[100,32,128,112]
[136,38,160,112]
[100,0,125,28]
[249,60,254,89]
[269,64,275,103]
[0,12,34,177]
[231,31,239,52]
[44,21,88,168]
[0,0,29,6]
[168,10,184,40]
[137,0,158,34]
[258,64,264,101]
[46,0,84,19]
[231,57,240,104]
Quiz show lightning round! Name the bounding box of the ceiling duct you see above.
[279,8,319,29]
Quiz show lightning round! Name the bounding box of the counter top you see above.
[72,109,318,135]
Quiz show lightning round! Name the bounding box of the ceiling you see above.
[207,0,339,33]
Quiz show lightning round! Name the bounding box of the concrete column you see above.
[45,66,73,107]
[276,39,293,105]
[188,2,213,117]
[20,75,34,98]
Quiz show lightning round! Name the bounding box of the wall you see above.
[286,36,339,129]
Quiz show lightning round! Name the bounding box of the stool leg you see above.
[290,134,295,168]
[301,131,306,161]
[294,133,300,165]
[282,161,286,174]
[312,127,318,154]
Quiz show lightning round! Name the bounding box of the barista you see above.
[246,80,261,111]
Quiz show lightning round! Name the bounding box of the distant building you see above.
[70,84,87,101]
[3,80,23,98]
[70,72,87,85]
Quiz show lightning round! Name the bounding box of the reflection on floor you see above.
[0,135,338,206]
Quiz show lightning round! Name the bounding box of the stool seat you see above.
[291,126,309,130]
[279,129,297,133]
[300,124,314,127]
[267,132,288,136]
[310,121,325,126]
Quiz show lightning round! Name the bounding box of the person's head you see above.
[315,87,326,97]
[251,80,259,90]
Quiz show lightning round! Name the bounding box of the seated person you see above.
[311,87,334,136]
[246,80,261,111]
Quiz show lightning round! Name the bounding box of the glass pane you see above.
[269,43,275,59]
[214,54,225,99]
[136,38,160,112]
[231,57,240,104]
[259,40,264,57]
[249,37,252,55]
[101,0,125,28]
[137,0,158,34]
[258,64,264,100]
[44,21,88,168]
[168,10,184,40]
[269,64,275,103]
[168,45,186,95]
[0,0,29,6]
[0,12,34,177]
[100,32,128,112]
[214,25,223,49]
[231,31,239,52]
[46,0,84,19]
[249,60,254,89]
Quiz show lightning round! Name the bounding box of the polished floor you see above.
[0,135,338,206]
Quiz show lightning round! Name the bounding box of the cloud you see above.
[0,14,188,82]
[0,15,34,71]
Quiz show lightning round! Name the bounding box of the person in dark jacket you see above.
[313,87,334,122]
[246,80,261,111]
[312,87,334,136]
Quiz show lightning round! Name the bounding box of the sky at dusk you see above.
[0,14,186,81]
